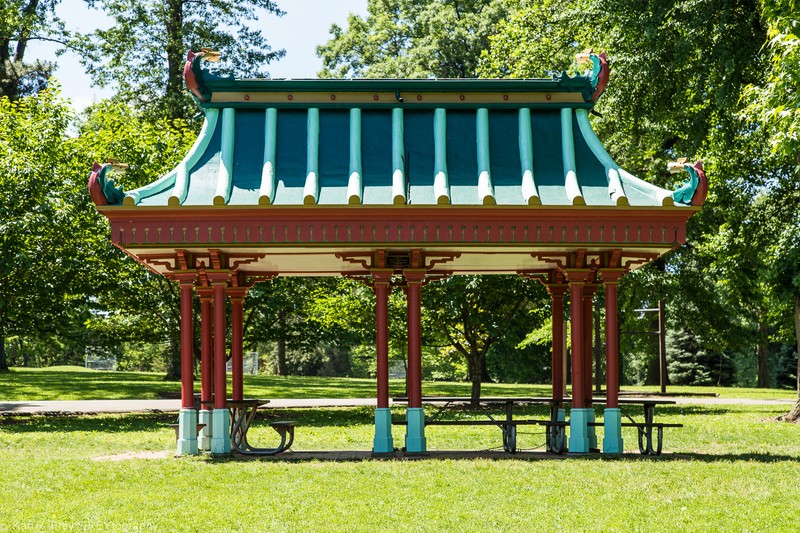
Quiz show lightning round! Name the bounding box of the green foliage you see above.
[69,100,197,377]
[478,0,589,79]
[483,0,800,393]
[317,0,511,78]
[0,0,66,98]
[74,0,285,119]
[423,275,547,398]
[743,2,800,164]
[667,327,732,386]
[0,85,89,370]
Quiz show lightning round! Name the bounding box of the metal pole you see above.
[658,299,667,394]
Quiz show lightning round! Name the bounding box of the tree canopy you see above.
[75,0,286,119]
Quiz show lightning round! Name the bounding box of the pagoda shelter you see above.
[88,51,707,456]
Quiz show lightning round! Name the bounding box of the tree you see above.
[423,276,545,403]
[76,0,285,119]
[0,86,75,371]
[317,0,511,78]
[477,0,589,79]
[0,0,68,98]
[768,224,800,420]
[245,277,356,376]
[71,100,197,378]
[482,0,793,388]
[741,0,800,417]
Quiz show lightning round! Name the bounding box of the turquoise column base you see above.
[587,409,598,451]
[176,408,199,456]
[603,408,624,454]
[210,408,231,455]
[569,408,592,454]
[405,408,426,453]
[198,409,212,451]
[373,408,395,454]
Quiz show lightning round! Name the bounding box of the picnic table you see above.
[392,396,680,455]
[226,399,296,455]
[392,396,565,453]
[588,397,680,455]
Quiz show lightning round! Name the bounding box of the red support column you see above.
[602,270,626,408]
[197,287,214,409]
[228,288,247,402]
[546,285,568,401]
[404,269,427,408]
[177,276,196,409]
[403,268,427,453]
[208,274,230,410]
[372,269,393,408]
[565,270,591,408]
[583,283,598,405]
[565,269,593,453]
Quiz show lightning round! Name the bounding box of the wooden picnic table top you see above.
[392,396,676,406]
[226,398,271,408]
[392,396,555,403]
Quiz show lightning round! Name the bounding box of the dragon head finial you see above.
[88,160,128,206]
[576,49,609,102]
[670,159,708,206]
[184,48,222,101]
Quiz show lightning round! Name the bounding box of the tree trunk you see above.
[784,296,800,422]
[756,318,769,388]
[164,336,181,380]
[480,351,492,383]
[275,309,289,376]
[164,0,185,120]
[13,0,40,62]
[276,308,287,376]
[19,337,28,367]
[0,327,8,371]
[467,350,482,405]
[470,376,482,406]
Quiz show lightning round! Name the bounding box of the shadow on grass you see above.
[199,449,800,465]
[0,412,177,433]
[0,407,378,434]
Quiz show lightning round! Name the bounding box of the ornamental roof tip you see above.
[88,160,128,206]
[669,159,708,206]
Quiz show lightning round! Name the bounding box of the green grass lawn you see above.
[1,402,799,532]
[2,366,797,402]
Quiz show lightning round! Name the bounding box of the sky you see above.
[26,0,369,111]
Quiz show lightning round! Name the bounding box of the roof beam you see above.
[303,108,320,205]
[476,108,496,205]
[213,108,235,205]
[575,109,628,206]
[518,108,540,206]
[392,108,406,205]
[258,108,277,206]
[561,108,585,206]
[433,108,450,205]
[347,108,362,205]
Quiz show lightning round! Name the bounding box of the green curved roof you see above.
[119,62,689,210]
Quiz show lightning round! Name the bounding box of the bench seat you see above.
[169,423,207,440]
